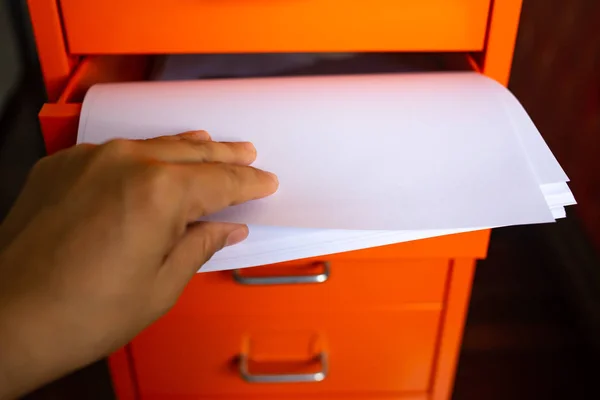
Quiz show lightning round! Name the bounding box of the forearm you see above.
[0,299,55,399]
[0,292,78,400]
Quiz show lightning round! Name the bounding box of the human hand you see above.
[0,131,278,399]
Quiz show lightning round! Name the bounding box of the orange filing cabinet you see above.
[27,1,524,399]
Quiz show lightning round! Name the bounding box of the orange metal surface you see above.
[38,103,81,155]
[481,0,524,85]
[26,0,77,101]
[37,56,150,155]
[172,259,448,316]
[107,347,139,400]
[141,395,428,400]
[430,259,476,400]
[131,310,441,396]
[59,0,491,54]
[58,56,151,103]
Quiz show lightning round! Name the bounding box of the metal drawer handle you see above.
[239,352,328,383]
[232,262,330,285]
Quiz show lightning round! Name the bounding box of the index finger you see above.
[178,162,279,220]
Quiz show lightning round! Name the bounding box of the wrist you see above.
[0,292,70,399]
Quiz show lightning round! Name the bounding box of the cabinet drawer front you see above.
[175,259,448,315]
[60,0,491,54]
[132,311,441,396]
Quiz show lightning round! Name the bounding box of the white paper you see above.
[76,72,574,271]
[79,72,554,230]
[496,86,569,185]
[202,226,475,271]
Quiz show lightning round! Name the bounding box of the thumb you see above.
[160,222,248,294]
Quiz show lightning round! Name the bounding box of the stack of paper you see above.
[77,72,575,272]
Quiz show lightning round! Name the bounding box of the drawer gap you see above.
[59,52,482,104]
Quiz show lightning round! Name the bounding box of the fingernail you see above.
[182,130,211,141]
[225,227,249,247]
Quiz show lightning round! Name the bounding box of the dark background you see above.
[0,0,598,398]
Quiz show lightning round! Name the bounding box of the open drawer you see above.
[59,0,491,54]
[37,53,490,260]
